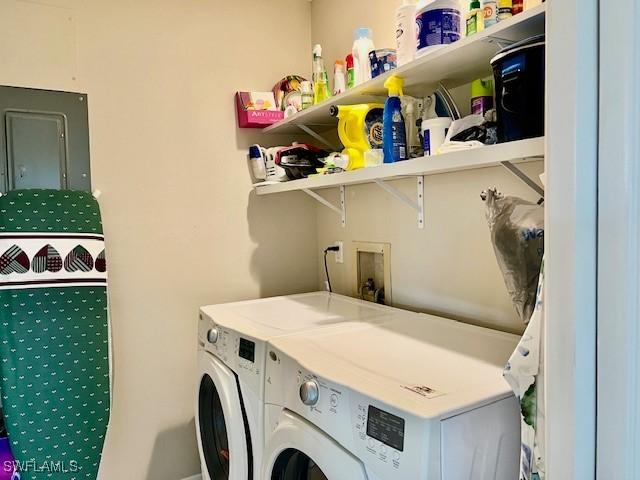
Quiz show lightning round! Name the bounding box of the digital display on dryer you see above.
[367,405,405,451]
[238,338,255,363]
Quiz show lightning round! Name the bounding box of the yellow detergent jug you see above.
[329,103,384,170]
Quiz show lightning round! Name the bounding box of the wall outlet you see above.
[334,241,344,263]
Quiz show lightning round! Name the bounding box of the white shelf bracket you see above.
[303,186,346,227]
[296,124,340,151]
[501,160,545,197]
[374,177,425,229]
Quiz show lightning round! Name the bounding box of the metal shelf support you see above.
[303,185,346,227]
[501,160,545,197]
[374,176,425,229]
[296,125,340,151]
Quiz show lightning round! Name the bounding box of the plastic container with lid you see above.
[416,0,462,57]
[352,27,376,85]
[490,34,545,142]
[422,117,452,155]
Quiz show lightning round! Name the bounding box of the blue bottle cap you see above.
[249,145,262,159]
[354,27,373,40]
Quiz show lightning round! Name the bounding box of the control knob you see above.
[299,380,320,406]
[207,328,219,344]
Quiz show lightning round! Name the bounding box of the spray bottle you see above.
[403,97,423,157]
[312,44,330,104]
[383,76,408,163]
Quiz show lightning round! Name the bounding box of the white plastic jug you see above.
[352,27,375,85]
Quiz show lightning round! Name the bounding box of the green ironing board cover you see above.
[0,190,110,479]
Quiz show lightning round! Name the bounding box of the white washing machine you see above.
[262,312,522,480]
[195,292,405,480]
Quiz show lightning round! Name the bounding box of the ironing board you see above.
[0,190,111,479]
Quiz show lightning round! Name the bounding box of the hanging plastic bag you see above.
[482,187,544,323]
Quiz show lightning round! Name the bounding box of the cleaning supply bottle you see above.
[395,0,418,66]
[523,0,543,10]
[470,78,493,116]
[403,97,422,157]
[352,28,375,86]
[333,61,347,96]
[312,44,330,104]
[482,0,498,27]
[466,0,484,36]
[383,76,408,163]
[301,80,313,110]
[497,0,512,20]
[346,54,356,89]
[329,104,385,170]
[512,0,523,14]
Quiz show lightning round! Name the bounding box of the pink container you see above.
[235,92,284,128]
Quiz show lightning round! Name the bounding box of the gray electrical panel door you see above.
[0,86,91,194]
[6,111,68,190]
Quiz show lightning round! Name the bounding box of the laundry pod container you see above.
[491,34,545,143]
[416,0,462,56]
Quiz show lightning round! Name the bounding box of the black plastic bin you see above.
[491,35,545,143]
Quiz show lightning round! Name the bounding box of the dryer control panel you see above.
[198,310,265,397]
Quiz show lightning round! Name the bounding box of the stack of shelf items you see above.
[253,5,547,228]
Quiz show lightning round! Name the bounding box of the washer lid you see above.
[270,312,519,419]
[200,292,402,341]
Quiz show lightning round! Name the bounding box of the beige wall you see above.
[311,0,543,334]
[0,0,316,478]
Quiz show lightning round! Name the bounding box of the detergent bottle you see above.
[383,76,408,163]
[329,104,384,170]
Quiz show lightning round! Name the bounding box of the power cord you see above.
[323,246,340,293]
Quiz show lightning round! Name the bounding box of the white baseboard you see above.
[180,475,202,480]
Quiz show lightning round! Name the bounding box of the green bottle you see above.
[466,0,484,37]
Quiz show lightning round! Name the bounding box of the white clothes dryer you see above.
[262,312,522,480]
[195,292,402,480]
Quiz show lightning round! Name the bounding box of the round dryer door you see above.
[196,351,252,480]
[263,410,367,480]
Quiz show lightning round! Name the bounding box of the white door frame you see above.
[596,0,640,478]
[545,0,598,478]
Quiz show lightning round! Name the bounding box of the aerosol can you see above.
[329,104,384,170]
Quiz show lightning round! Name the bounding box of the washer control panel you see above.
[355,403,404,470]
[292,368,405,472]
[264,348,433,478]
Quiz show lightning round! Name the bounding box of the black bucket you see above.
[491,35,545,143]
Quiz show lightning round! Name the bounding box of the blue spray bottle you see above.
[383,75,408,163]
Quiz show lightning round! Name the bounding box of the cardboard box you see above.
[235,92,284,128]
